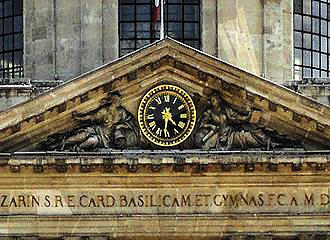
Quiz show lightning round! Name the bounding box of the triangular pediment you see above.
[1,38,330,151]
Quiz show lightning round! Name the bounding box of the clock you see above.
[138,84,196,147]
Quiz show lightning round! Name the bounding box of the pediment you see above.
[0,38,330,152]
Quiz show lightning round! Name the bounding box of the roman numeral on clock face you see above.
[155,97,162,105]
[164,129,170,137]
[149,121,156,130]
[178,104,185,110]
[178,122,185,129]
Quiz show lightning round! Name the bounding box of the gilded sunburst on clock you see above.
[138,84,196,147]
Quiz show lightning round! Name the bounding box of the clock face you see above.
[138,84,196,147]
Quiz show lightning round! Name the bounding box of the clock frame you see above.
[138,84,196,147]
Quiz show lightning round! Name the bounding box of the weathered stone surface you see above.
[202,0,217,56]
[264,0,293,82]
[1,39,330,152]
[217,0,263,76]
[0,153,328,236]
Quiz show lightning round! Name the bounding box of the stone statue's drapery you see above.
[195,93,298,151]
[37,93,140,151]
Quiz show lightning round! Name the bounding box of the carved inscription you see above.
[0,188,328,215]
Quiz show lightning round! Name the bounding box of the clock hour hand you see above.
[164,118,168,131]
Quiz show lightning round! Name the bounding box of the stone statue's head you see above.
[209,92,223,110]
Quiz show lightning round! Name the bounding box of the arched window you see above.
[119,0,200,56]
[294,0,330,79]
[0,0,23,78]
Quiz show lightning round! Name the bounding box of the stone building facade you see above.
[1,0,330,111]
[0,0,329,239]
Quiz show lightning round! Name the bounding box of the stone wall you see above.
[201,0,293,81]
[24,0,293,83]
[24,0,118,81]
[0,152,328,237]
[297,78,330,106]
[0,78,63,112]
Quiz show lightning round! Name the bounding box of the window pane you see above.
[303,67,312,77]
[184,5,199,21]
[136,39,150,48]
[294,15,302,30]
[184,40,199,49]
[14,50,22,66]
[312,35,320,50]
[120,23,135,39]
[321,20,327,35]
[294,32,302,48]
[120,5,135,21]
[184,22,199,39]
[312,0,320,16]
[168,0,182,3]
[294,66,302,80]
[303,50,312,66]
[14,33,22,50]
[13,0,22,15]
[321,71,327,77]
[120,40,135,50]
[4,0,12,17]
[304,0,312,14]
[294,0,303,14]
[4,18,12,34]
[4,52,12,69]
[303,16,311,31]
[168,5,182,21]
[136,5,150,21]
[321,3,327,18]
[321,53,327,69]
[168,22,182,39]
[303,33,311,49]
[0,54,3,70]
[136,22,150,39]
[120,0,134,3]
[4,34,13,51]
[312,69,320,77]
[313,52,320,67]
[184,0,199,3]
[295,49,302,65]
[312,18,319,33]
[14,16,22,32]
[321,36,327,52]
[0,3,3,18]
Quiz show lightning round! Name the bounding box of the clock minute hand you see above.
[169,117,176,126]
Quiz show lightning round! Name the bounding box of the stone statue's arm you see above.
[200,109,213,127]
[226,107,252,123]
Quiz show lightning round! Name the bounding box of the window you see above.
[119,0,200,56]
[0,0,23,78]
[294,0,330,80]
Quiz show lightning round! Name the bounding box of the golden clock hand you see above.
[164,118,168,131]
[169,117,176,126]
